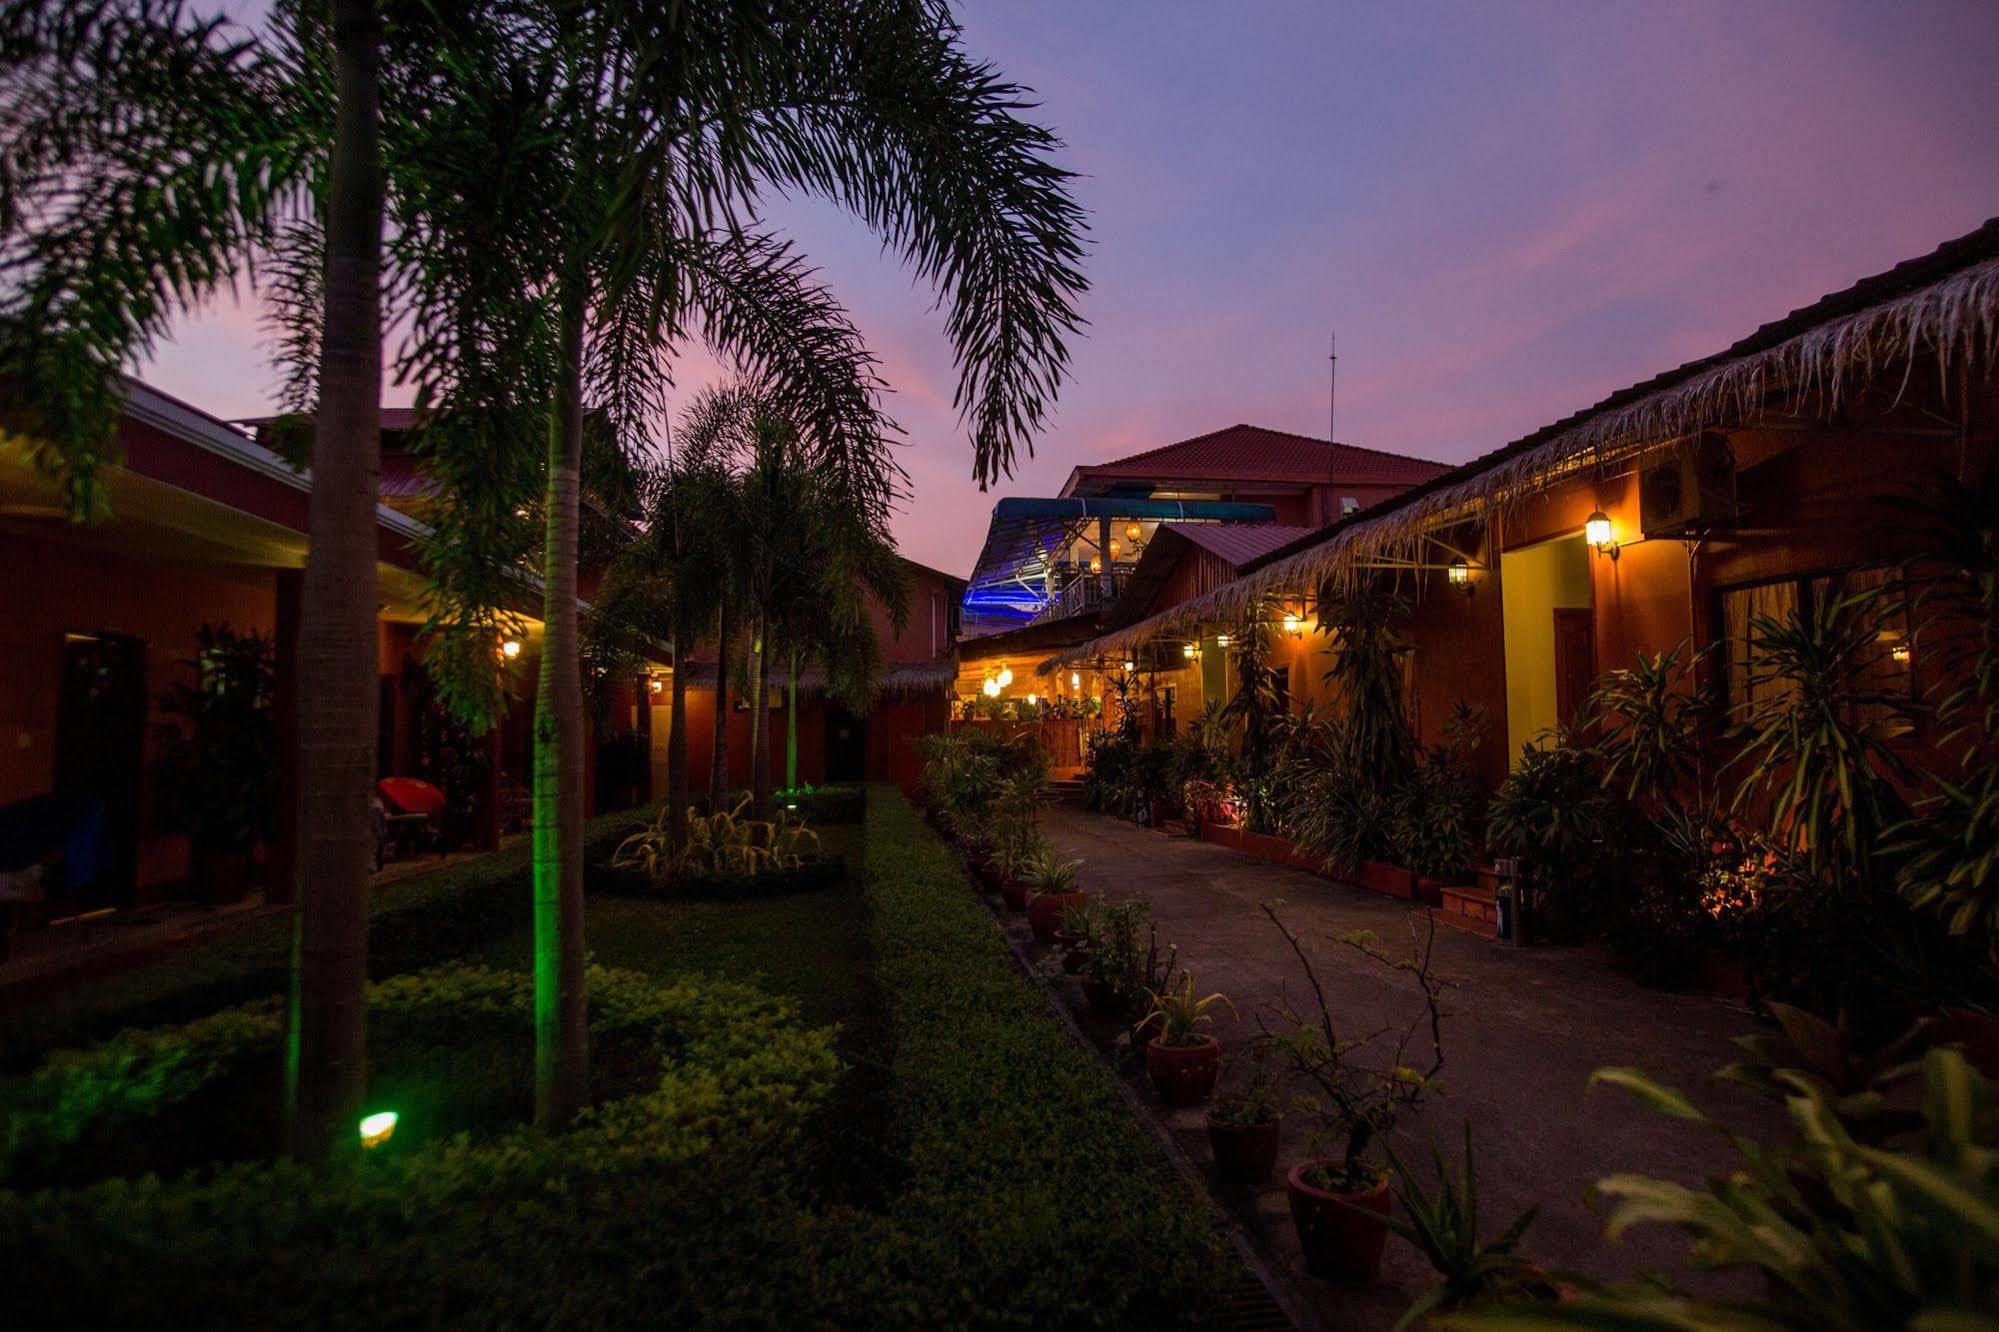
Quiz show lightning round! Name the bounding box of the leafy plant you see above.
[1393,703,1488,881]
[1315,574,1415,783]
[1026,849,1083,897]
[612,797,820,885]
[1260,905,1451,1188]
[1058,892,1106,942]
[1376,1126,1545,1331]
[152,624,278,855]
[1210,1040,1284,1127]
[1142,972,1237,1047]
[1590,637,1709,808]
[1461,1046,1999,1332]
[1087,899,1178,1015]
[1486,725,1617,941]
[1730,583,1914,883]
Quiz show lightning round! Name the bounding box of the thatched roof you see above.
[1048,219,1999,669]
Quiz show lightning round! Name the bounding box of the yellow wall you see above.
[1498,534,1592,754]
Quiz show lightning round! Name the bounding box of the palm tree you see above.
[0,0,398,1160]
[378,0,1085,1128]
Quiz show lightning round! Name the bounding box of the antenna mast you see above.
[1328,329,1337,446]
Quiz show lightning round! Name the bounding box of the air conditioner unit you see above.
[1640,431,1738,538]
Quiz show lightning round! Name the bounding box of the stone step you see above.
[1420,906,1499,940]
[1434,882,1501,940]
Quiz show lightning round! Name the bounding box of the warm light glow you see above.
[1109,539,1122,558]
[1584,510,1614,551]
[1122,659,1135,673]
[1282,612,1301,635]
[983,677,1001,698]
[359,1111,398,1149]
[500,639,522,660]
[1070,671,1081,689]
[1215,633,1231,649]
[1892,642,1912,664]
[1182,642,1197,659]
[1448,556,1471,586]
[1026,693,1038,705]
[997,665,1013,687]
[1124,522,1142,542]
[1089,556,1103,573]
[648,677,664,694]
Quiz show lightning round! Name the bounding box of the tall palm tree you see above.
[0,0,400,1160]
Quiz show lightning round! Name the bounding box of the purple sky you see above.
[140,0,1999,577]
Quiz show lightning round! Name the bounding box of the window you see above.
[1716,565,1913,735]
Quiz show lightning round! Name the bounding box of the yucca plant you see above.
[1143,972,1237,1047]
[1374,1126,1544,1331]
[1027,849,1084,898]
[1590,637,1710,809]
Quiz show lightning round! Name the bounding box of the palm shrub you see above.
[1590,637,1709,810]
[1315,575,1415,783]
[1377,1126,1547,1330]
[1485,725,1617,941]
[1393,702,1488,882]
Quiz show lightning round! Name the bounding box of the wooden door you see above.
[1552,608,1595,727]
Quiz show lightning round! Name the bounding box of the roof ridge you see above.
[1094,422,1447,471]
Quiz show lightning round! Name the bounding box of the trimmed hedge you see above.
[0,963,839,1327]
[0,804,659,1067]
[799,786,1233,1327]
[775,783,867,825]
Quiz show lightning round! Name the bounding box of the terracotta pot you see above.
[1026,889,1086,941]
[1206,1112,1282,1184]
[1286,1159,1391,1281]
[1130,1011,1163,1056]
[1145,1035,1221,1106]
[1000,880,1029,912]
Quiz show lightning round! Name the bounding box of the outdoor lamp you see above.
[1282,612,1301,635]
[1215,633,1231,649]
[1109,539,1122,558]
[1125,522,1142,542]
[1892,642,1913,664]
[649,676,664,694]
[983,677,1001,698]
[1089,556,1103,573]
[358,1110,398,1150]
[1070,671,1081,689]
[1122,659,1135,673]
[1585,510,1619,560]
[1448,556,1477,596]
[1027,693,1038,705]
[1182,641,1197,659]
[500,639,522,660]
[997,664,1013,687]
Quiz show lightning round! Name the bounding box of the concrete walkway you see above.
[1026,803,1776,1331]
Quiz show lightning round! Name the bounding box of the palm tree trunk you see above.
[749,614,770,814]
[668,625,690,852]
[533,266,589,1131]
[285,0,381,1163]
[785,647,800,791]
[710,601,731,810]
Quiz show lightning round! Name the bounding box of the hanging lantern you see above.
[997,664,1013,687]
[1124,522,1142,542]
[1089,555,1103,573]
[983,676,1001,698]
[649,676,664,694]
[1215,633,1231,649]
[1182,642,1197,659]
[1109,538,1122,558]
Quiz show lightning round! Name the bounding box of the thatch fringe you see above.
[680,658,957,698]
[1046,255,1999,670]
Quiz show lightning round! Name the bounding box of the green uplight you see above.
[358,1110,399,1149]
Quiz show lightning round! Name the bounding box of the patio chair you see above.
[376,777,448,860]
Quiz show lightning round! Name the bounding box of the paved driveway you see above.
[1024,803,1777,1330]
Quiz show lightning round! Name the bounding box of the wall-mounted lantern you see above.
[982,676,1001,698]
[1281,612,1302,636]
[1215,632,1232,649]
[1122,659,1135,673]
[1182,641,1197,660]
[1584,510,1619,561]
[500,638,522,660]
[649,676,664,695]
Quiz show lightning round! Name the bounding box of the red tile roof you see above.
[1071,424,1450,489]
[1161,522,1320,568]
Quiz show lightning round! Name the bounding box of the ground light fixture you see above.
[1585,510,1619,560]
[358,1110,398,1150]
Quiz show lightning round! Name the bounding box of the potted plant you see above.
[1206,1039,1284,1183]
[1375,1126,1549,1330]
[1262,904,1452,1282]
[153,624,277,905]
[1053,893,1103,973]
[1024,849,1087,941]
[1082,899,1174,1019]
[1141,971,1236,1106]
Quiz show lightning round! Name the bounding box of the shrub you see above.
[0,966,840,1327]
[847,788,1236,1326]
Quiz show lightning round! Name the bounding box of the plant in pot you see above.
[1054,892,1104,974]
[1084,898,1175,1023]
[1142,971,1236,1106]
[153,624,277,905]
[1207,1039,1284,1183]
[1377,1125,1549,1329]
[1025,848,1087,942]
[1392,701,1487,899]
[1261,903,1452,1283]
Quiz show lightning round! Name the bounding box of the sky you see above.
[138,0,1999,577]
